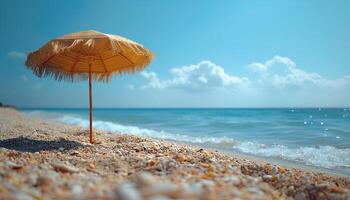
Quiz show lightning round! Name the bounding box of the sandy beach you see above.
[0,108,349,200]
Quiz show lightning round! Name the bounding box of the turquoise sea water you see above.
[20,108,350,176]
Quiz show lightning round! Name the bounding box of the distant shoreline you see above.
[0,102,16,109]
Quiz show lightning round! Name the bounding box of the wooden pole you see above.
[89,63,94,144]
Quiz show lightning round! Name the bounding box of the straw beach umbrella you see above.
[25,30,154,144]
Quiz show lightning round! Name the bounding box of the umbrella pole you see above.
[89,63,94,144]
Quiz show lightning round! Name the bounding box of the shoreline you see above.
[22,108,350,178]
[172,140,350,178]
[1,108,349,199]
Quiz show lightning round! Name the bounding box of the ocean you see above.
[20,108,350,176]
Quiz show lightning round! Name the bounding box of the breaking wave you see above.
[234,141,350,169]
[58,114,238,145]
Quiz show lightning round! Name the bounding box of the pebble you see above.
[180,183,200,197]
[27,174,38,186]
[145,182,179,197]
[150,195,171,200]
[15,192,35,200]
[222,176,240,184]
[315,183,329,190]
[262,175,273,181]
[70,151,79,156]
[174,153,185,163]
[294,191,307,200]
[271,166,278,175]
[35,177,52,187]
[330,186,343,193]
[278,174,286,182]
[5,160,23,170]
[71,184,83,196]
[199,180,215,186]
[135,172,156,187]
[306,183,314,191]
[0,147,7,152]
[88,163,95,169]
[116,183,141,200]
[278,167,286,174]
[38,164,49,170]
[247,187,261,194]
[288,186,295,191]
[52,162,79,173]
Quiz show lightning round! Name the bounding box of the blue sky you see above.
[1,0,350,108]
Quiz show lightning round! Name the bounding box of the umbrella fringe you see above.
[27,62,151,82]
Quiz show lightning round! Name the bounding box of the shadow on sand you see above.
[0,137,82,152]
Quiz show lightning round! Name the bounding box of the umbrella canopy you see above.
[25,30,154,143]
[26,30,153,81]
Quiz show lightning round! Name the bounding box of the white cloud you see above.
[248,55,350,89]
[248,62,267,72]
[141,71,167,89]
[141,60,249,91]
[8,51,26,59]
[134,56,350,107]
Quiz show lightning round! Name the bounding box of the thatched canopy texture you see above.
[25,30,154,82]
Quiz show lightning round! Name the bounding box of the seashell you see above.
[148,159,157,166]
[330,186,343,193]
[88,163,95,169]
[174,153,185,163]
[278,167,286,174]
[262,175,273,181]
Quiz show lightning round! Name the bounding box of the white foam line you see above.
[234,141,350,169]
[58,114,237,145]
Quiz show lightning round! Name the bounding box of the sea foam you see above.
[58,114,237,145]
[234,141,350,169]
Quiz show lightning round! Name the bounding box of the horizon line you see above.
[18,106,350,109]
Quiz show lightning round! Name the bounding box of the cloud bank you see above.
[141,60,249,91]
[139,56,350,93]
[248,55,350,90]
[126,55,350,107]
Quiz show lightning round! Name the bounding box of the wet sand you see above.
[0,108,349,200]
